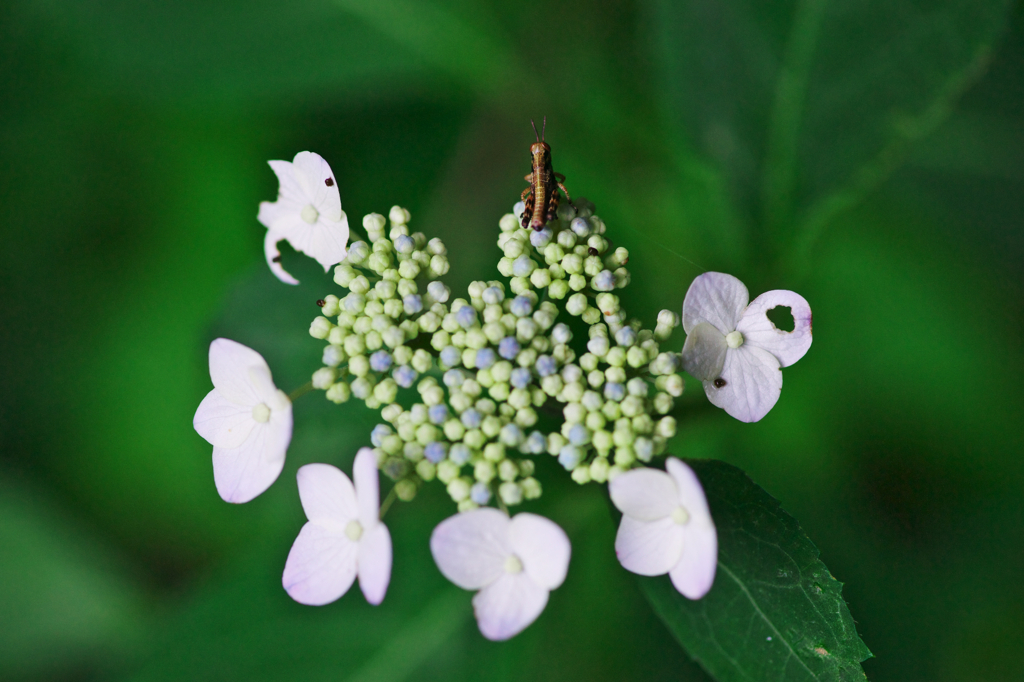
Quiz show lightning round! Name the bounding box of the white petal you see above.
[193,388,255,449]
[257,194,305,233]
[669,520,718,599]
[703,345,782,423]
[208,338,270,405]
[682,272,749,335]
[508,514,571,591]
[282,522,358,605]
[472,572,549,641]
[353,447,380,529]
[665,458,711,521]
[430,508,510,590]
[263,229,300,285]
[212,413,291,503]
[609,468,679,521]
[280,212,350,272]
[358,523,392,605]
[681,321,728,382]
[614,515,685,576]
[291,151,343,222]
[737,289,812,367]
[267,159,307,204]
[296,463,358,524]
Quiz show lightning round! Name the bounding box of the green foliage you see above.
[650,0,1014,264]
[2,0,1024,681]
[639,460,870,682]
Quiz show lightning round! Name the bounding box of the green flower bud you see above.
[564,402,586,423]
[484,442,505,462]
[444,419,466,441]
[447,476,471,501]
[547,433,567,455]
[381,434,403,456]
[474,460,495,483]
[416,424,440,445]
[411,403,430,422]
[327,327,348,347]
[312,367,336,390]
[632,414,654,434]
[541,375,563,396]
[581,307,601,325]
[499,213,519,232]
[326,382,351,403]
[464,429,485,449]
[614,447,635,467]
[498,481,523,505]
[411,349,432,373]
[364,330,383,350]
[621,395,645,417]
[374,379,398,404]
[562,253,583,275]
[626,346,647,368]
[429,254,449,276]
[310,316,333,339]
[544,279,567,299]
[654,392,674,414]
[416,460,436,481]
[334,265,358,287]
[571,466,591,485]
[422,385,444,406]
[656,416,677,438]
[566,293,588,316]
[382,403,403,422]
[349,355,370,377]
[579,353,599,372]
[404,441,424,461]
[514,407,538,427]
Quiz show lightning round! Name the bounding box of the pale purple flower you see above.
[681,272,812,422]
[258,151,350,285]
[610,457,717,599]
[282,449,392,606]
[193,339,292,503]
[431,509,571,641]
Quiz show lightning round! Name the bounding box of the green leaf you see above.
[648,0,1014,261]
[638,459,871,682]
[27,0,434,102]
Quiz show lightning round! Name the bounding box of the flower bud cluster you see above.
[308,200,686,511]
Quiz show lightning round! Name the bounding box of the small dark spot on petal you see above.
[325,177,334,186]
[713,378,727,388]
[316,299,325,307]
[272,255,282,262]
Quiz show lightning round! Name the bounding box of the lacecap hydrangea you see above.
[192,149,813,641]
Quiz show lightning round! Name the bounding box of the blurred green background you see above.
[2,1,1023,680]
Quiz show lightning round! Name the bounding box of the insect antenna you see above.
[531,119,540,142]
[542,116,546,142]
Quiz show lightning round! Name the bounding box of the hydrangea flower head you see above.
[430,508,571,640]
[258,151,350,285]
[193,338,292,503]
[282,449,392,606]
[681,272,812,422]
[610,457,717,599]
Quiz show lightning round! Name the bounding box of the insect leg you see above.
[557,182,575,207]
[521,187,533,202]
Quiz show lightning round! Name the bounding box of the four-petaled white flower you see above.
[430,509,571,641]
[681,272,812,423]
[258,151,350,285]
[193,338,292,503]
[282,449,393,606]
[611,457,717,599]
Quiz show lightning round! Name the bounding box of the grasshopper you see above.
[521,118,573,230]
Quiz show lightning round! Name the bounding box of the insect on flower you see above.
[521,117,573,230]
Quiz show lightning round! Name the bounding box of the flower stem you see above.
[379,487,398,519]
[288,381,313,402]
